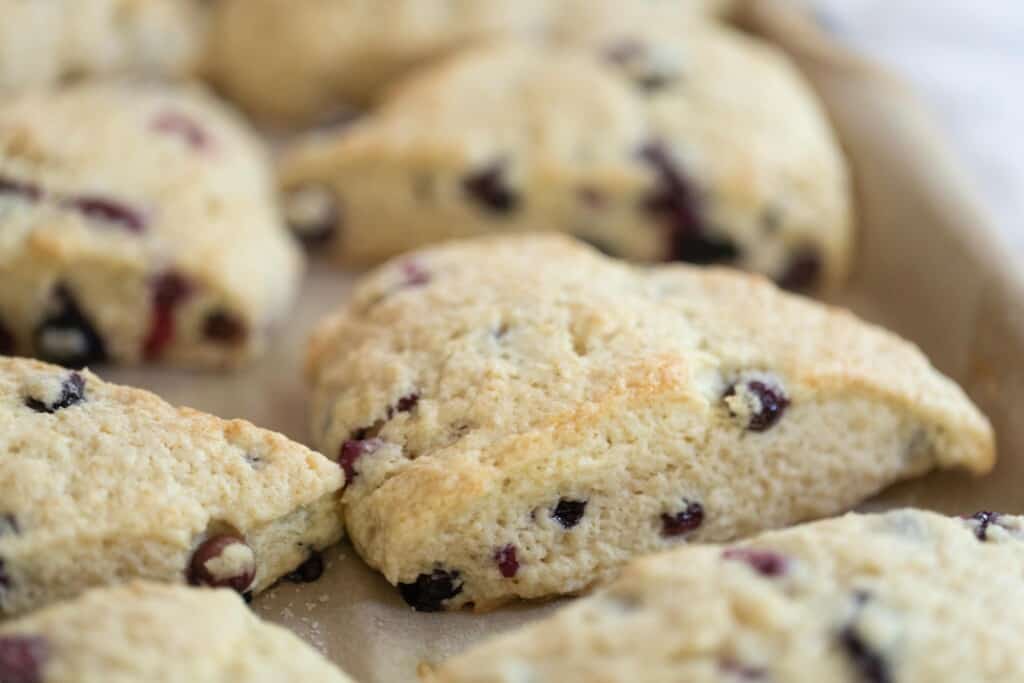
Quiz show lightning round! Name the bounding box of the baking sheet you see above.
[105,1,1024,681]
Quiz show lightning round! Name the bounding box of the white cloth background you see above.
[814,0,1024,251]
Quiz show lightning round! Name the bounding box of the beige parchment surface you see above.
[102,1,1024,681]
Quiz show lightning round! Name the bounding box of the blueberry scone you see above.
[0,582,355,682]
[306,235,993,612]
[207,0,727,126]
[426,510,1024,682]
[0,358,344,617]
[0,82,302,368]
[280,21,851,292]
[0,0,207,94]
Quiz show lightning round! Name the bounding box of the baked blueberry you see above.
[494,545,519,578]
[661,500,704,537]
[284,183,341,246]
[65,196,146,233]
[187,534,256,593]
[552,499,587,529]
[0,635,48,683]
[33,286,108,369]
[25,372,86,413]
[398,569,463,612]
[462,161,519,214]
[284,551,325,584]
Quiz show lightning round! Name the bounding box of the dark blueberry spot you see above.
[724,377,790,432]
[720,659,768,680]
[638,142,739,265]
[33,286,108,369]
[494,545,519,578]
[25,372,86,413]
[0,557,10,594]
[284,551,325,584]
[661,500,704,537]
[967,511,1000,541]
[398,569,463,612]
[203,310,246,346]
[0,635,48,683]
[242,591,254,604]
[152,110,211,150]
[462,161,519,214]
[65,196,146,233]
[143,271,194,360]
[284,183,341,246]
[338,438,382,487]
[839,597,892,683]
[0,175,41,202]
[777,249,822,292]
[393,393,419,415]
[552,499,587,529]
[0,320,13,356]
[0,514,19,536]
[187,534,256,593]
[722,548,789,577]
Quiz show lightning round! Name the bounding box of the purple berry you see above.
[552,499,587,529]
[722,548,789,577]
[338,438,382,487]
[462,161,519,214]
[494,545,519,578]
[638,142,739,265]
[967,511,1000,541]
[65,196,146,233]
[777,249,822,292]
[283,183,341,246]
[0,635,48,683]
[393,393,419,415]
[24,372,86,413]
[187,534,256,593]
[839,594,891,683]
[143,272,193,360]
[661,500,704,537]
[724,377,790,432]
[203,310,246,346]
[0,175,41,202]
[33,286,108,368]
[398,569,463,612]
[284,551,325,584]
[152,110,211,151]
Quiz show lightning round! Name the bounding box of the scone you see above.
[0,358,344,617]
[0,0,207,94]
[0,582,354,682]
[207,0,727,125]
[280,21,851,292]
[426,510,1024,682]
[306,235,993,612]
[0,82,302,368]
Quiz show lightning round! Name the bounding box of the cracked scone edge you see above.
[305,234,993,612]
[0,358,344,617]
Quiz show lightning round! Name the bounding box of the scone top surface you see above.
[281,19,850,291]
[0,358,344,616]
[0,82,302,366]
[0,581,354,683]
[307,235,992,611]
[427,509,1024,682]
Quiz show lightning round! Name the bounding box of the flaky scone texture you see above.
[426,510,1024,682]
[0,0,208,94]
[280,20,851,292]
[0,358,344,617]
[0,582,355,682]
[0,82,303,368]
[307,235,993,612]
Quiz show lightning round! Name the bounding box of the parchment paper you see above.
[104,2,1024,680]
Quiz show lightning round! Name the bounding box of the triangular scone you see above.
[427,510,1024,682]
[0,582,355,682]
[0,358,344,617]
[0,82,302,368]
[0,0,207,94]
[306,235,993,612]
[280,20,850,292]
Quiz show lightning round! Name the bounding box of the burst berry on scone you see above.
[0,582,355,682]
[280,20,851,292]
[0,82,302,368]
[0,358,344,617]
[0,0,208,94]
[306,235,993,612]
[426,510,1024,682]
